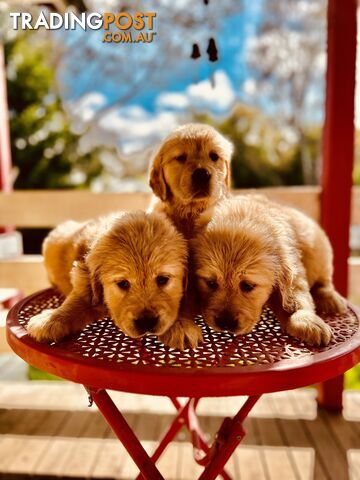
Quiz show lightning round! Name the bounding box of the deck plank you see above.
[344,391,360,421]
[267,391,328,480]
[33,437,83,477]
[235,446,269,480]
[91,439,128,479]
[0,384,359,479]
[56,410,93,437]
[321,409,360,453]
[301,412,348,480]
[348,450,360,480]
[6,436,49,475]
[62,438,104,478]
[263,447,298,480]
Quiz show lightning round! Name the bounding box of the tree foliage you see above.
[246,0,326,184]
[5,33,105,189]
[195,105,320,188]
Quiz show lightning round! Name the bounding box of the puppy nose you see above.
[192,168,211,186]
[215,310,238,332]
[135,311,159,333]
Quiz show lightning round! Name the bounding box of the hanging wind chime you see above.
[190,0,219,87]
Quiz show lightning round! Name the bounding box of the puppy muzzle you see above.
[214,310,238,332]
[134,309,159,335]
[191,168,211,197]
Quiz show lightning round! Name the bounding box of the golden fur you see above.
[149,123,233,238]
[26,211,200,348]
[191,195,346,346]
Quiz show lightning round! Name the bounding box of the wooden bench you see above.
[1,187,360,296]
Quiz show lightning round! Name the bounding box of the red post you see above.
[0,42,12,193]
[319,0,358,411]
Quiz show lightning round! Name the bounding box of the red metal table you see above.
[6,288,360,480]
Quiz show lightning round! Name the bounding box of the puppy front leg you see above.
[160,315,203,350]
[27,261,105,343]
[311,282,347,315]
[280,278,332,346]
[160,287,203,350]
[27,296,105,343]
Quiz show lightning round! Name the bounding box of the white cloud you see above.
[187,70,236,111]
[156,70,236,113]
[98,106,178,155]
[156,92,190,110]
[72,70,236,158]
[243,78,256,96]
[70,92,107,122]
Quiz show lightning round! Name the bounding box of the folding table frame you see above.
[7,289,360,480]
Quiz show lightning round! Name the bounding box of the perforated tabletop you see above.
[6,289,360,397]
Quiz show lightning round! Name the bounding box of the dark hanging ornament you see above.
[191,43,201,59]
[203,0,209,4]
[207,38,218,62]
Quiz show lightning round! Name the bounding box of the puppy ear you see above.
[182,268,188,294]
[83,255,103,306]
[267,289,291,330]
[224,160,232,188]
[275,253,299,313]
[149,150,169,201]
[89,268,103,306]
[69,260,102,307]
[221,136,233,188]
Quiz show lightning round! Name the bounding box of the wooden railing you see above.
[1,186,360,298]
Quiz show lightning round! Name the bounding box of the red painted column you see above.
[0,42,12,193]
[318,0,358,411]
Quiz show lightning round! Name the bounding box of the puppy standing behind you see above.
[149,123,233,238]
[147,123,233,347]
[27,211,200,349]
[191,195,347,346]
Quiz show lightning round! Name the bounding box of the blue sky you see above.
[55,0,328,157]
[135,0,263,112]
[59,0,263,113]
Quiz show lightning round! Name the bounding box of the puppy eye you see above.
[206,279,218,290]
[209,151,219,162]
[176,154,187,163]
[156,275,170,287]
[117,280,130,290]
[240,281,255,293]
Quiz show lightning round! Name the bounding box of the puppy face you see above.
[86,212,187,338]
[150,124,233,205]
[191,226,278,335]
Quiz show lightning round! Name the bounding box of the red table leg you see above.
[198,395,261,480]
[134,398,192,480]
[87,387,260,480]
[135,397,231,480]
[317,375,344,411]
[87,387,164,480]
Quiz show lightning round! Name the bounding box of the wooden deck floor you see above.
[0,380,360,480]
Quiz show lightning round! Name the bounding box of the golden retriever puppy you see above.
[149,123,233,237]
[27,211,200,349]
[191,195,347,346]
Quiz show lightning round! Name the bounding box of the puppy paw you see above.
[312,287,347,315]
[160,318,203,350]
[286,310,332,346]
[27,309,69,343]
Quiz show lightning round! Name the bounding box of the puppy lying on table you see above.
[191,195,346,346]
[26,211,200,349]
